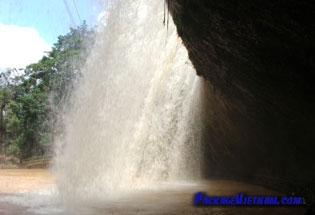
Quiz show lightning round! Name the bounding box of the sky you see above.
[0,0,104,69]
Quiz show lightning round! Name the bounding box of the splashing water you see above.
[53,0,202,202]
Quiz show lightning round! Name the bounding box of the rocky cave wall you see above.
[167,0,315,207]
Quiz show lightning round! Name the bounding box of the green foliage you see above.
[0,89,12,155]
[0,22,93,160]
[4,101,21,142]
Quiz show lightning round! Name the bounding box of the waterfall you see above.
[54,0,202,202]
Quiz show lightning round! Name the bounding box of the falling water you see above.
[0,1,306,215]
[54,0,202,202]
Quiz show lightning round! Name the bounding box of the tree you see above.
[0,89,11,155]
[4,101,21,156]
[0,22,94,160]
[17,22,93,159]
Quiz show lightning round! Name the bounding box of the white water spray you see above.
[54,0,202,202]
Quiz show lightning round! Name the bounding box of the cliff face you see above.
[167,0,315,208]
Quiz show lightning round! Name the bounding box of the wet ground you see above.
[0,169,305,215]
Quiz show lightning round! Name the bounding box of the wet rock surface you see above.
[167,0,315,211]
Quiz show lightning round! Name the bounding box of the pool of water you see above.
[0,169,304,215]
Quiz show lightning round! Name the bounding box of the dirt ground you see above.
[0,169,54,193]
